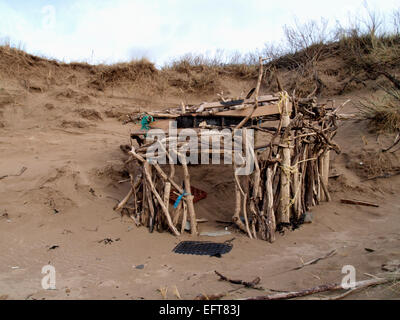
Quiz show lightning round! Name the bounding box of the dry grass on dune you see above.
[1,6,399,99]
[358,87,400,133]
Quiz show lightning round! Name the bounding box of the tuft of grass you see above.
[358,87,400,133]
[96,58,157,83]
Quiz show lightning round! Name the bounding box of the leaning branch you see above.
[243,276,398,300]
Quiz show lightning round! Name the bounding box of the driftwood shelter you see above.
[115,58,341,243]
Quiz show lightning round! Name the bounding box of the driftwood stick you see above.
[249,133,261,200]
[177,153,198,235]
[249,201,258,239]
[215,271,261,288]
[0,166,27,180]
[278,91,292,224]
[146,184,156,233]
[131,182,140,226]
[232,164,253,238]
[305,155,315,210]
[163,181,171,218]
[341,199,379,207]
[141,175,148,226]
[180,200,188,234]
[319,150,330,201]
[143,162,180,236]
[146,111,179,119]
[235,57,264,130]
[315,160,321,203]
[157,138,176,179]
[153,163,183,194]
[173,201,183,226]
[114,188,133,212]
[114,172,142,212]
[319,172,331,202]
[163,182,171,206]
[242,193,252,239]
[300,145,309,211]
[292,249,337,271]
[232,172,247,233]
[292,155,301,218]
[265,167,276,243]
[243,276,396,300]
[382,133,400,153]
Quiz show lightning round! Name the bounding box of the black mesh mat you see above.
[172,241,232,257]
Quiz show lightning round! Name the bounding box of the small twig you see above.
[118,178,130,184]
[292,249,337,271]
[235,57,264,130]
[0,166,27,180]
[382,132,399,153]
[215,270,261,288]
[321,287,361,300]
[265,249,337,278]
[243,275,399,300]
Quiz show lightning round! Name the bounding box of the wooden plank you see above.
[215,103,291,118]
[199,95,278,110]
[341,199,379,207]
[147,112,179,119]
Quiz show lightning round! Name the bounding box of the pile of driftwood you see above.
[116,58,341,243]
[125,93,282,122]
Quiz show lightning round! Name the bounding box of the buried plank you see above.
[340,199,379,207]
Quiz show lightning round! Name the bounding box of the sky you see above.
[0,0,399,66]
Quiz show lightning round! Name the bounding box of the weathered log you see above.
[243,276,396,300]
[177,153,198,235]
[146,184,156,233]
[163,182,171,211]
[143,162,180,236]
[292,153,301,219]
[319,172,331,202]
[319,150,330,201]
[278,92,292,224]
[265,167,276,242]
[173,200,183,226]
[232,171,248,234]
[180,200,188,234]
[242,184,252,239]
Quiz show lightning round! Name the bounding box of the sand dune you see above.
[0,46,399,300]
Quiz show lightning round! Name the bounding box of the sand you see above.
[0,60,399,300]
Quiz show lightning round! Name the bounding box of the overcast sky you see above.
[0,0,398,65]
